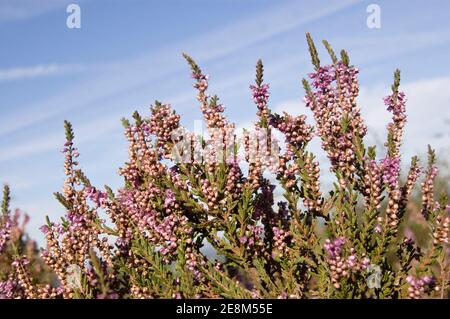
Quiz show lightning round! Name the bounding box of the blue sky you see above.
[1,0,450,244]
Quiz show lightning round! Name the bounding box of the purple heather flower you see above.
[384,91,406,116]
[380,156,401,187]
[324,237,346,258]
[277,292,289,299]
[192,72,208,81]
[0,278,19,299]
[11,257,29,268]
[374,224,382,234]
[308,65,335,90]
[96,292,119,299]
[0,218,12,254]
[66,211,86,231]
[360,257,370,270]
[406,275,436,299]
[85,187,108,208]
[272,226,289,255]
[164,190,176,209]
[250,83,270,111]
[39,225,50,234]
[251,290,260,299]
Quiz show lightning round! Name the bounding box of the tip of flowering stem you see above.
[322,40,337,64]
[340,50,350,67]
[255,59,264,87]
[392,69,401,95]
[64,120,74,142]
[151,100,167,114]
[210,95,219,106]
[104,185,116,201]
[2,184,10,216]
[60,216,69,228]
[302,78,312,96]
[367,146,377,160]
[54,192,72,210]
[132,111,143,126]
[306,33,320,71]
[427,145,436,166]
[438,192,448,207]
[75,170,91,187]
[410,156,419,167]
[45,215,52,227]
[182,53,202,78]
[121,118,130,129]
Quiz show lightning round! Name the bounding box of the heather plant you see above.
[0,34,448,299]
[0,186,56,298]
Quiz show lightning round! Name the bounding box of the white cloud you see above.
[0,0,83,22]
[335,29,450,57]
[0,63,87,81]
[0,0,358,137]
[361,76,450,156]
[5,0,450,177]
[180,0,360,61]
[0,112,123,163]
[0,175,35,191]
[0,56,284,164]
[268,76,450,160]
[0,134,60,163]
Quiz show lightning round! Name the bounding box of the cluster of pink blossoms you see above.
[0,216,11,254]
[406,275,436,299]
[380,156,401,188]
[272,226,290,257]
[250,83,270,120]
[304,61,366,183]
[239,224,265,254]
[269,112,313,150]
[85,187,107,208]
[362,159,383,209]
[384,89,407,157]
[324,238,370,289]
[148,102,181,158]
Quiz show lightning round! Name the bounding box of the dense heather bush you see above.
[0,34,448,299]
[0,187,55,298]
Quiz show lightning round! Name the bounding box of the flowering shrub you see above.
[0,34,448,299]
[0,186,55,298]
